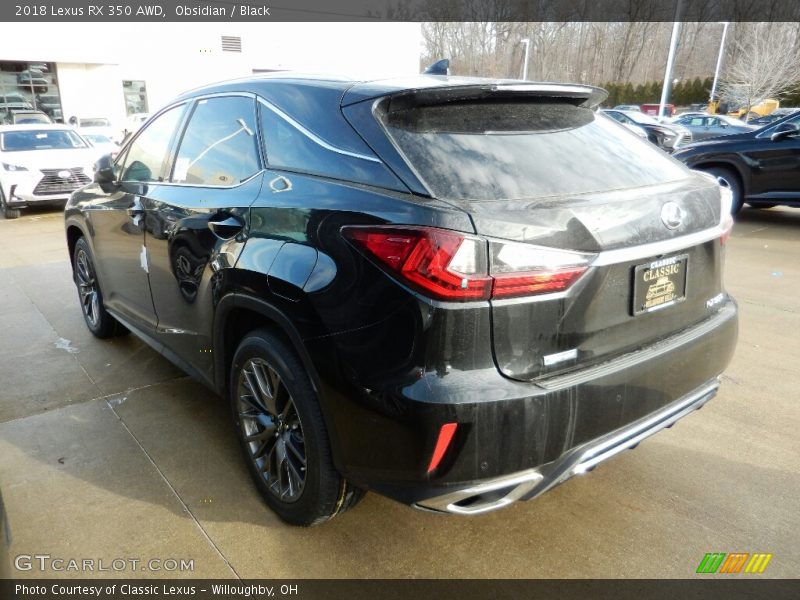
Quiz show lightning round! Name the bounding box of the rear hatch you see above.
[344,81,727,381]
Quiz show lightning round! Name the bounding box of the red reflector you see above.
[492,267,587,298]
[427,423,458,473]
[720,215,734,246]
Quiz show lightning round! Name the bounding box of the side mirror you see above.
[770,123,799,142]
[93,154,115,184]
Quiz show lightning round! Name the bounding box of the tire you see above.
[0,187,20,219]
[698,166,744,215]
[230,329,363,526]
[747,203,777,209]
[72,237,129,338]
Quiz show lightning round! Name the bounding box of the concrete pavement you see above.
[0,205,797,578]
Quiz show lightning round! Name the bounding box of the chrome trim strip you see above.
[571,379,719,474]
[591,224,723,266]
[414,377,720,515]
[257,97,381,163]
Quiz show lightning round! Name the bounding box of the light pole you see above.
[658,0,684,120]
[658,21,682,120]
[520,38,530,80]
[710,22,729,102]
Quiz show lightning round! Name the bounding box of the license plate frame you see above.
[632,254,689,316]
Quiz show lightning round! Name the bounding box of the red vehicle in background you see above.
[641,103,675,118]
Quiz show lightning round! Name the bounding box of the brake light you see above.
[344,227,491,301]
[344,226,592,301]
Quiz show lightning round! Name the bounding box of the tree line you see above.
[601,78,714,107]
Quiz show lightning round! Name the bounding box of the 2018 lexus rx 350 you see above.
[65,74,738,525]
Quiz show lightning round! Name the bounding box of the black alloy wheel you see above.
[236,357,307,502]
[72,237,128,338]
[230,330,363,525]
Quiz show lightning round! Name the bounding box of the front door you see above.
[91,103,187,331]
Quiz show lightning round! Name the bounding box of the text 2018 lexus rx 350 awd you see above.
[65,74,738,525]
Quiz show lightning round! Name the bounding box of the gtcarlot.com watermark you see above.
[14,554,194,573]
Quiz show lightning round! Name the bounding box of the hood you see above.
[1,147,97,171]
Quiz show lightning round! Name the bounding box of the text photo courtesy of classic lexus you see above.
[58,75,738,526]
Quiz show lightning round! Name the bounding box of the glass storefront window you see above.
[122,80,148,115]
[0,61,62,123]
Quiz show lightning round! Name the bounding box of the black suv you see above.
[65,75,738,525]
[673,111,800,213]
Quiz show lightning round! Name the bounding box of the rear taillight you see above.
[344,227,491,300]
[343,226,591,302]
[489,241,590,298]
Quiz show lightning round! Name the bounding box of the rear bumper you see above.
[414,377,719,514]
[334,299,737,508]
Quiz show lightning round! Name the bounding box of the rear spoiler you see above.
[370,83,608,112]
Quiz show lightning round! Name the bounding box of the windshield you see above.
[0,129,88,151]
[381,100,688,201]
[84,134,112,145]
[80,118,110,127]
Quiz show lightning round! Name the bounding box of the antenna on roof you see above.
[422,59,450,76]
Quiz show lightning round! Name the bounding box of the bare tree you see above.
[718,23,800,120]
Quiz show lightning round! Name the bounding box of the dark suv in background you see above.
[65,74,737,525]
[674,111,800,213]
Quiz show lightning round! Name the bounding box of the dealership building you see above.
[0,22,421,133]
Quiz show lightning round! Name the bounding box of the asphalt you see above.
[0,205,797,579]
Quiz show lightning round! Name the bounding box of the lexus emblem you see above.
[660,202,684,230]
[57,170,72,179]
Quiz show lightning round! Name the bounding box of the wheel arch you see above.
[690,160,747,192]
[213,293,324,399]
[213,293,345,469]
[65,222,88,271]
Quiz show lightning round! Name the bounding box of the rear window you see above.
[0,129,87,151]
[380,101,688,201]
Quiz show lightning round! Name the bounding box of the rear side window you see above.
[380,101,688,201]
[172,96,260,186]
[122,104,185,182]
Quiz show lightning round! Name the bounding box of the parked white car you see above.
[68,117,121,145]
[78,129,119,158]
[0,124,97,219]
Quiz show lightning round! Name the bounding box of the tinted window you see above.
[122,104,185,182]
[0,129,87,151]
[172,96,259,186]
[382,101,688,201]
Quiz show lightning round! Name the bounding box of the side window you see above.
[121,105,185,182]
[171,96,260,186]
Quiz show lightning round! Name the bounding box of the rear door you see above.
[365,91,726,381]
[143,95,263,381]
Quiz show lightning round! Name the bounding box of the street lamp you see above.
[520,38,530,80]
[710,22,729,102]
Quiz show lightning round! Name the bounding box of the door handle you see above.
[208,214,244,238]
[126,197,144,217]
